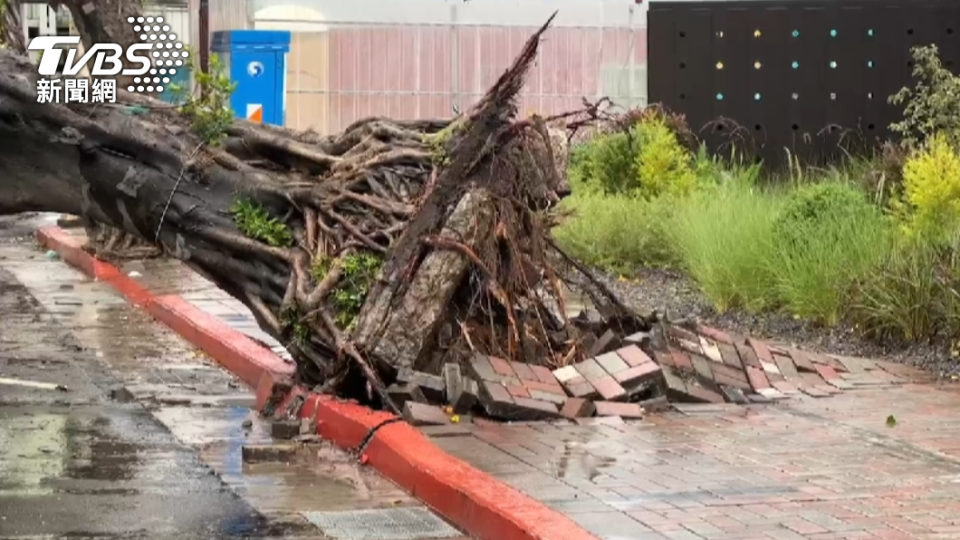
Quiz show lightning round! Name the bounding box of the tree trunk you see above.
[54,0,163,259]
[0,14,646,407]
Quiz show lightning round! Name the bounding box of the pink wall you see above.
[323,26,646,131]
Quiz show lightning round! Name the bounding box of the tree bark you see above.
[54,0,163,259]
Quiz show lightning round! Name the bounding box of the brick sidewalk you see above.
[430,383,960,540]
[54,227,293,362]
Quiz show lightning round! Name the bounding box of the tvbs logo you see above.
[27,15,187,81]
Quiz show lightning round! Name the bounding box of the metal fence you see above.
[248,0,647,133]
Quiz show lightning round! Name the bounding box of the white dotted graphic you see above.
[124,16,185,94]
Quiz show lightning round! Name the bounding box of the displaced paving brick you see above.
[668,325,700,343]
[690,354,714,381]
[756,387,787,400]
[479,380,515,417]
[711,362,749,384]
[661,365,688,396]
[511,397,560,419]
[614,362,661,386]
[745,366,771,391]
[510,361,537,382]
[771,380,800,395]
[560,397,596,419]
[676,338,704,356]
[814,364,840,380]
[669,348,694,371]
[443,363,464,399]
[488,356,516,377]
[639,396,670,412]
[528,364,558,385]
[468,354,498,381]
[735,342,762,369]
[717,342,743,368]
[271,419,301,440]
[595,401,644,418]
[595,351,629,375]
[507,384,530,399]
[697,324,734,344]
[567,381,599,398]
[242,444,298,463]
[749,337,774,363]
[396,368,446,402]
[834,355,877,372]
[686,384,725,403]
[759,359,781,376]
[720,385,749,404]
[588,329,623,357]
[573,358,608,382]
[746,393,773,403]
[623,331,651,345]
[653,350,675,367]
[774,354,800,380]
[403,402,452,426]
[799,386,831,398]
[529,389,566,406]
[454,378,479,413]
[825,376,854,390]
[616,345,653,368]
[592,375,628,401]
[552,365,581,384]
[387,383,427,408]
[788,348,817,372]
[699,336,724,363]
[800,372,828,388]
[524,379,566,396]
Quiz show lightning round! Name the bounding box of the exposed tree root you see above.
[0,13,650,409]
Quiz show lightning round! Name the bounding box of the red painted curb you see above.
[35,225,602,540]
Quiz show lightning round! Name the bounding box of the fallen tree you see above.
[0,7,651,410]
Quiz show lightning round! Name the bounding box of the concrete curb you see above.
[36,225,601,540]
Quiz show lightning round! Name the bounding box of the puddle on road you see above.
[0,407,176,497]
[156,404,419,515]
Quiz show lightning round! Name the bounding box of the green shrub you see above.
[890,45,960,148]
[773,182,876,247]
[769,183,890,324]
[896,133,960,241]
[663,174,781,312]
[567,131,637,194]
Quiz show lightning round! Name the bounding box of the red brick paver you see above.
[430,382,960,539]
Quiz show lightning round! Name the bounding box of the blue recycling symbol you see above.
[247,61,264,77]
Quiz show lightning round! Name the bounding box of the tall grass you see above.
[552,191,675,271]
[663,176,782,312]
[767,197,890,325]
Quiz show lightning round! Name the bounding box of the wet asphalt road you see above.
[0,271,288,539]
[0,215,470,540]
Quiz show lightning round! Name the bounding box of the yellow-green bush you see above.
[896,133,960,241]
[633,119,698,199]
[567,118,696,199]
